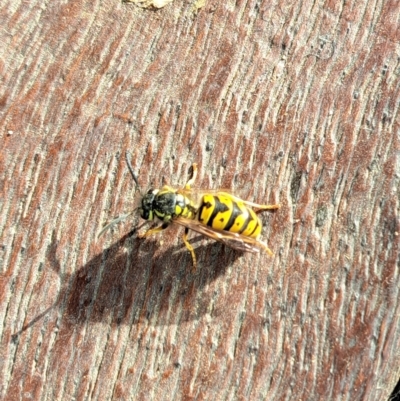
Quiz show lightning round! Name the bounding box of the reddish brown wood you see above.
[1,0,399,400]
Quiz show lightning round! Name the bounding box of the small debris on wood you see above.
[124,0,207,10]
[192,0,206,13]
[124,0,174,8]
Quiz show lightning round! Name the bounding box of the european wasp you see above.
[99,152,280,267]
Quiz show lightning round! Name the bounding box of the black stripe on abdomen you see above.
[224,201,242,231]
[198,200,212,224]
[207,196,229,227]
[239,212,255,234]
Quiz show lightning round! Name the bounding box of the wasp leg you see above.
[184,163,198,189]
[258,240,274,256]
[139,222,170,238]
[253,204,281,213]
[182,227,197,269]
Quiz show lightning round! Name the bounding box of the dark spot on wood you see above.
[291,171,302,202]
[316,205,328,227]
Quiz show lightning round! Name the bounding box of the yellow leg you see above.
[253,203,280,212]
[185,163,198,189]
[182,228,197,269]
[139,223,169,238]
[259,241,274,256]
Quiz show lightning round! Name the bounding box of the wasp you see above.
[99,152,280,267]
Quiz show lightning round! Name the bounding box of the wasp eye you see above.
[140,191,156,221]
[139,207,152,220]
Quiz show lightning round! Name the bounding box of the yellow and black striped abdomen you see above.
[198,194,262,238]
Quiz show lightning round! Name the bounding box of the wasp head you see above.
[139,189,158,220]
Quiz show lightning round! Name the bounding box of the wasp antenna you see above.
[125,151,142,194]
[98,211,135,238]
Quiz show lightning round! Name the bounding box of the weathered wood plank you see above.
[1,0,399,400]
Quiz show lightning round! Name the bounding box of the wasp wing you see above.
[176,188,280,211]
[173,217,271,254]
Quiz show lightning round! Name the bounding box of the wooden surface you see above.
[1,0,399,400]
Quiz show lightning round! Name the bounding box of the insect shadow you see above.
[12,229,244,340]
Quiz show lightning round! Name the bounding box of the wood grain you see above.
[1,0,399,400]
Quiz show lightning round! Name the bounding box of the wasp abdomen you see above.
[198,194,262,238]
